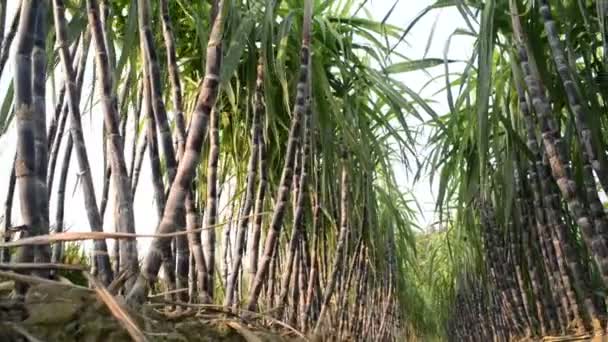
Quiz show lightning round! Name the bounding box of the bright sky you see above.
[365,1,475,229]
[0,1,476,255]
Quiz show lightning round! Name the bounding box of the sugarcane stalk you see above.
[138,0,188,299]
[337,236,363,337]
[144,76,179,302]
[0,0,20,79]
[350,246,368,338]
[539,0,608,195]
[100,71,134,224]
[246,0,312,311]
[99,0,114,71]
[99,157,111,224]
[87,0,139,284]
[118,70,132,143]
[275,95,311,317]
[0,0,7,55]
[137,0,177,183]
[479,200,529,336]
[128,81,144,181]
[186,191,210,303]
[130,134,147,196]
[126,0,225,304]
[540,224,569,333]
[1,155,16,263]
[536,145,588,331]
[159,0,186,159]
[31,0,50,273]
[222,197,234,300]
[52,136,72,267]
[47,35,79,152]
[53,0,114,284]
[289,245,301,325]
[143,79,166,220]
[265,240,279,308]
[203,106,220,299]
[297,237,308,327]
[302,159,322,330]
[13,0,42,296]
[507,204,534,336]
[159,0,193,302]
[224,62,264,307]
[315,151,349,334]
[47,36,88,198]
[246,62,267,282]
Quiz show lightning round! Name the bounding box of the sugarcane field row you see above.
[3,1,608,341]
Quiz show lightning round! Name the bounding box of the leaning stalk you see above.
[86,0,139,282]
[47,43,87,197]
[137,0,177,182]
[138,0,187,296]
[126,0,225,304]
[143,77,166,220]
[47,35,79,153]
[159,0,192,300]
[53,0,114,284]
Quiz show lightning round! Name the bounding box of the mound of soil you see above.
[0,282,302,341]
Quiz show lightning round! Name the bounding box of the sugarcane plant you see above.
[0,0,436,340]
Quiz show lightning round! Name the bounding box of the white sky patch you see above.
[361,1,475,229]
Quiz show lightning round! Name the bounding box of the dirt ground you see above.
[0,282,305,342]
